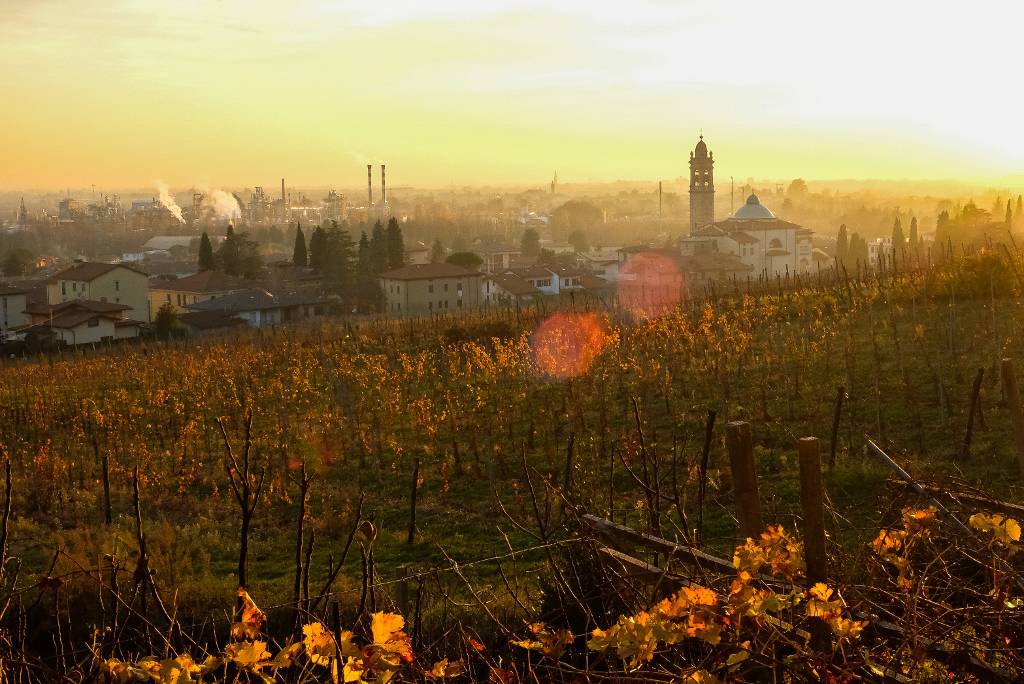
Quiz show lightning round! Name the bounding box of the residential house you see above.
[405,244,432,265]
[473,239,521,273]
[379,263,483,315]
[46,262,150,322]
[149,270,247,319]
[21,299,145,344]
[185,288,331,328]
[177,310,247,337]
[0,286,29,341]
[577,247,622,282]
[483,274,541,305]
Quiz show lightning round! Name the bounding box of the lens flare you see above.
[616,251,684,318]
[532,312,608,378]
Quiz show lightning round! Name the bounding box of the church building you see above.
[681,136,813,277]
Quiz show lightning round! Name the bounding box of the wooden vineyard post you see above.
[798,437,831,652]
[726,421,762,539]
[961,368,985,460]
[1001,359,1024,478]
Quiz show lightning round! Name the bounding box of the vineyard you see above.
[2,250,1024,681]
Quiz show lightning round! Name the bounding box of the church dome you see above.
[733,193,776,220]
[693,136,709,158]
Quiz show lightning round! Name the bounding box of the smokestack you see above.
[381,164,386,208]
[281,178,285,203]
[367,164,373,208]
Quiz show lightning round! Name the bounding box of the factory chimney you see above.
[281,178,285,203]
[367,164,373,208]
[381,164,386,209]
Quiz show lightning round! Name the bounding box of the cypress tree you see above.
[891,217,905,259]
[386,217,405,269]
[321,224,355,298]
[369,220,388,274]
[934,211,951,262]
[356,231,380,313]
[308,226,326,270]
[430,238,445,263]
[836,224,849,266]
[909,216,919,264]
[293,223,308,267]
[1007,200,1014,228]
[198,232,215,271]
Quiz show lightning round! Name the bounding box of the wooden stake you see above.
[797,437,831,652]
[726,421,762,539]
[1001,359,1024,478]
[828,386,845,471]
[961,368,985,460]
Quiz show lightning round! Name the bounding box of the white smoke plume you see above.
[202,189,241,221]
[155,181,185,223]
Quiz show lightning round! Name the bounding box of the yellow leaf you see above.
[809,583,833,602]
[303,623,337,666]
[371,612,405,645]
[225,640,271,671]
[1005,518,1022,542]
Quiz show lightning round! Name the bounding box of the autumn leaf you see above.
[225,640,271,671]
[231,588,266,639]
[303,622,337,666]
[426,658,466,679]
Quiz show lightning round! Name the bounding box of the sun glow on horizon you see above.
[1,0,1022,189]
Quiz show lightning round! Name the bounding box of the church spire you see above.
[689,135,714,234]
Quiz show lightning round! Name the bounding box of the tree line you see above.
[195,217,405,313]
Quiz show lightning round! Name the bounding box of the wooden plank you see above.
[889,479,1024,519]
[582,514,734,574]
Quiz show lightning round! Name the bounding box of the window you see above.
[166,294,171,302]
[87,318,100,328]
[115,280,119,291]
[444,283,448,292]
[429,301,433,310]
[61,282,66,295]
[428,283,434,293]
[457,300,462,308]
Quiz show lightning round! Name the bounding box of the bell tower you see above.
[689,135,715,234]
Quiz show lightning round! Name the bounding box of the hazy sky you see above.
[2,0,1022,190]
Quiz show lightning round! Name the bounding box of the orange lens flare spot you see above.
[616,252,683,318]
[532,312,608,378]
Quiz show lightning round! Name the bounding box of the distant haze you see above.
[1,1,1022,189]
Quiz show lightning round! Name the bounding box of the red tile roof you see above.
[150,270,246,293]
[46,262,148,283]
[379,263,481,280]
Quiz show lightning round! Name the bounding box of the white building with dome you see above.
[681,192,814,277]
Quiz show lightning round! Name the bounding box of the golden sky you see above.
[2,0,1022,190]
